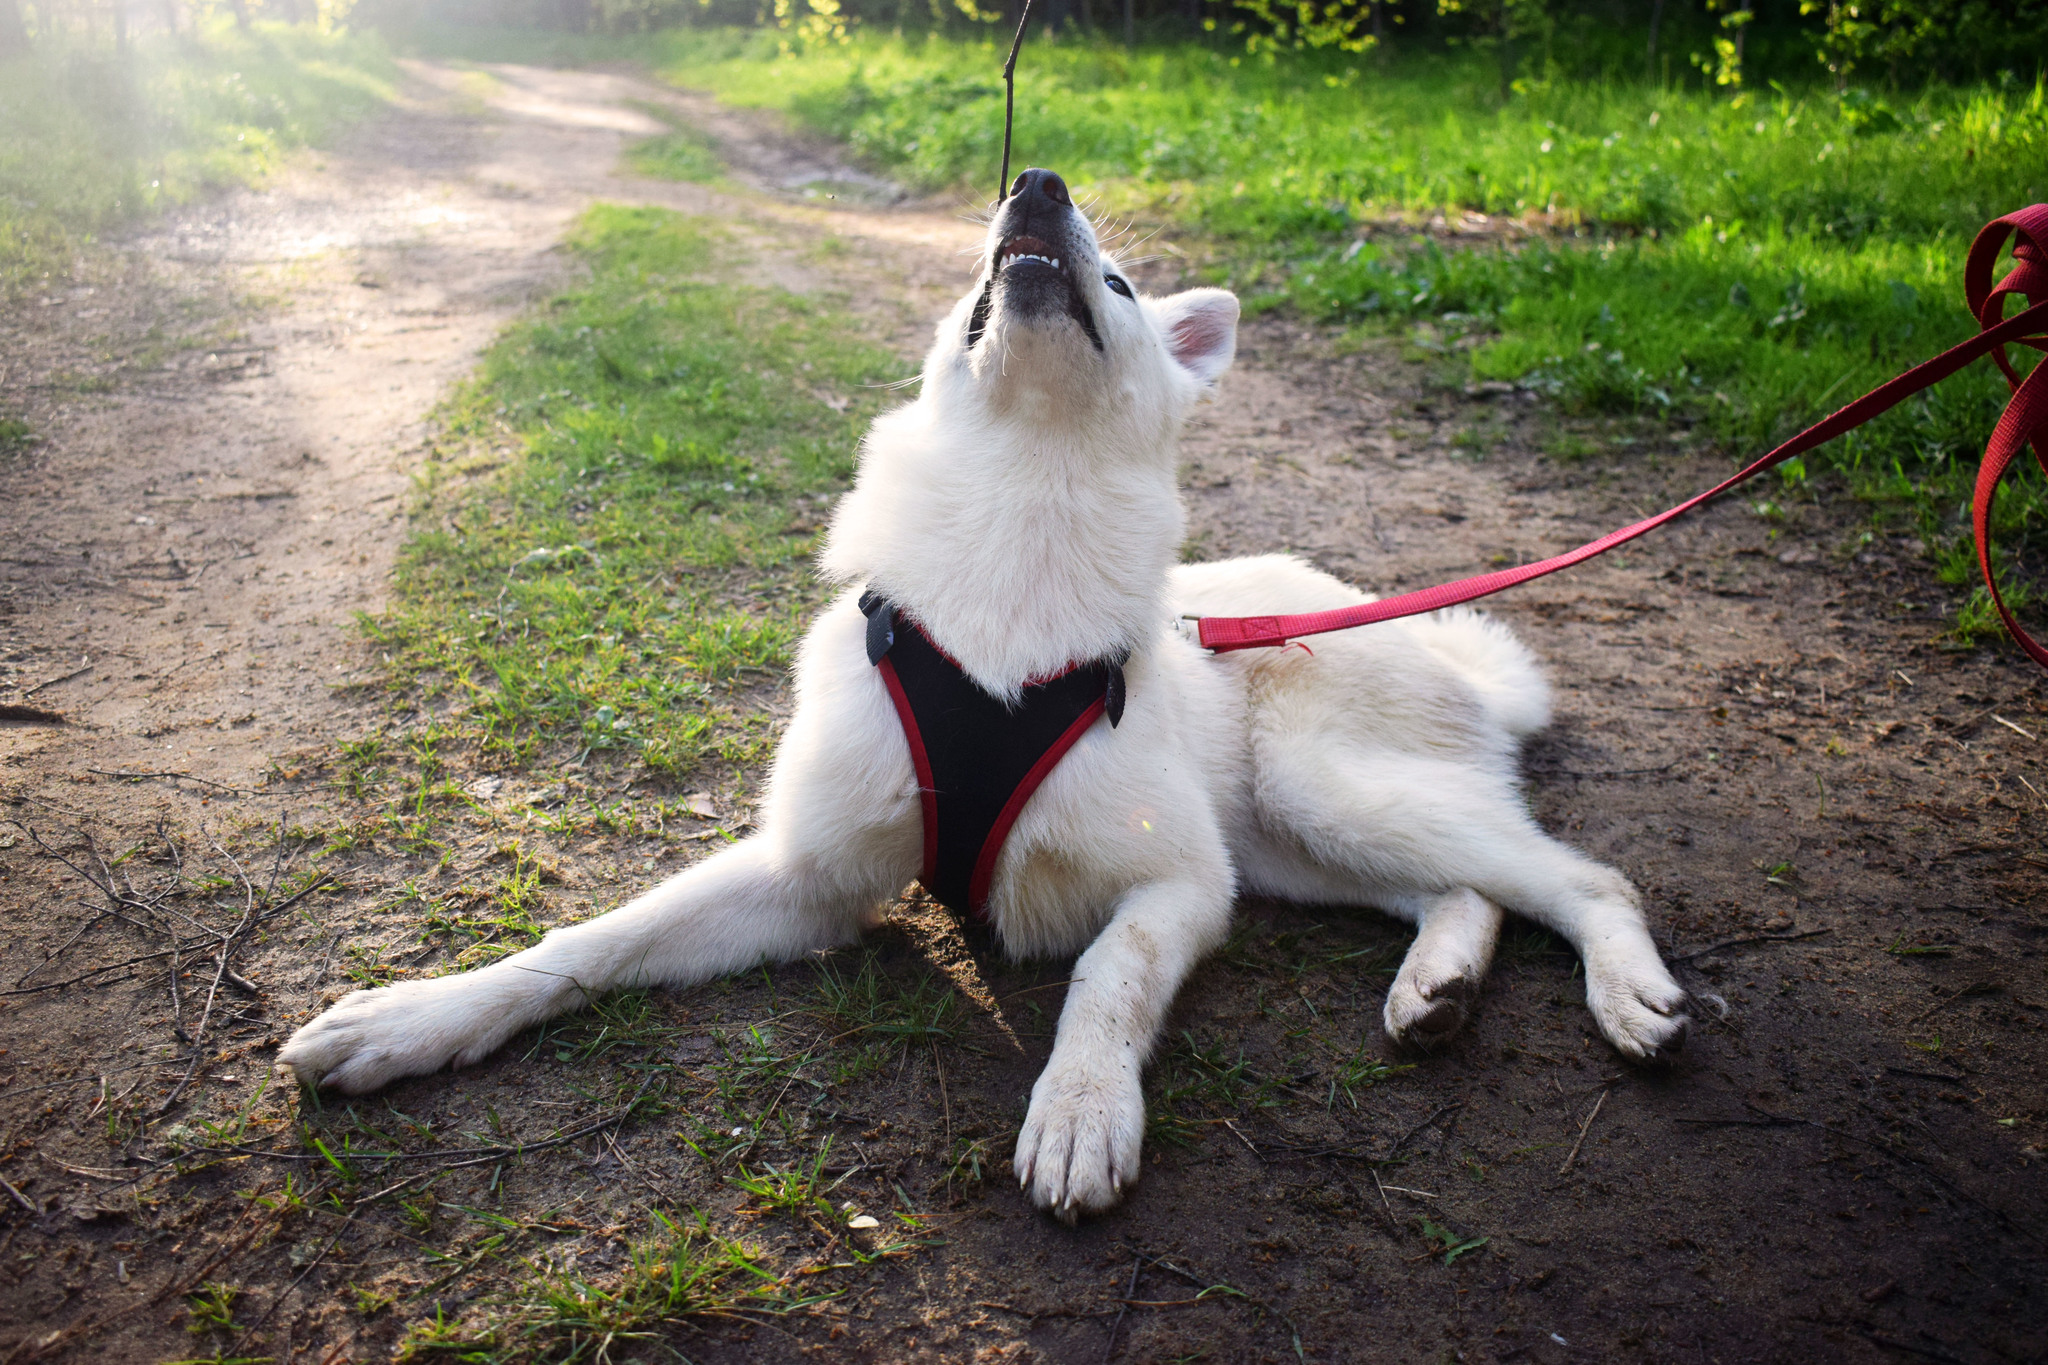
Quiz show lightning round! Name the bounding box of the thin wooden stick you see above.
[1559,1087,1611,1175]
[997,0,1038,202]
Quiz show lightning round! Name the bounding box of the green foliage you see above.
[1418,1216,1490,1264]
[0,21,397,293]
[517,1209,816,1357]
[810,953,964,1051]
[184,1280,243,1334]
[626,117,726,181]
[369,203,900,776]
[730,1138,849,1220]
[653,31,2045,639]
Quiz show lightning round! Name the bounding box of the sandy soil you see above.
[2,60,2044,1365]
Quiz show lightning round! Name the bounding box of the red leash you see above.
[1197,206,2048,671]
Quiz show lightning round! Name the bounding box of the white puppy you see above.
[281,168,1688,1222]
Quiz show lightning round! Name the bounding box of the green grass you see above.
[363,203,902,779]
[0,21,398,294]
[606,27,2044,637]
[626,114,726,183]
[810,953,964,1051]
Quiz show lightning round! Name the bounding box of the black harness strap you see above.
[860,591,1125,917]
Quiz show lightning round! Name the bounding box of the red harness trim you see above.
[875,654,941,888]
[1197,206,2048,670]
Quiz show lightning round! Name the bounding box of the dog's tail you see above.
[1411,607,1552,739]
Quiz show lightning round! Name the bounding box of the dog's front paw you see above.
[278,976,521,1094]
[1583,947,1690,1061]
[1014,1060,1145,1223]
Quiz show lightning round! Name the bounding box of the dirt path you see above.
[3,59,2044,1365]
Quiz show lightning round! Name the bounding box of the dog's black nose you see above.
[1009,168,1071,207]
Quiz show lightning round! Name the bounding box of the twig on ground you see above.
[1671,928,1829,964]
[1101,1249,1149,1363]
[157,830,270,1114]
[1908,981,2001,1025]
[1857,1329,1966,1363]
[226,1190,349,1357]
[1370,1167,1398,1234]
[22,661,90,697]
[0,1174,35,1214]
[1392,1101,1464,1156]
[84,769,249,793]
[1559,1086,1611,1175]
[1223,1118,1260,1157]
[604,1129,680,1209]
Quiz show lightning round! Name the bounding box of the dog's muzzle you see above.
[967,168,1103,352]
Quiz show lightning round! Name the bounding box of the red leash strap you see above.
[1198,206,2048,668]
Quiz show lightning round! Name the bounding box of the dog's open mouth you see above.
[966,231,1103,354]
[998,235,1065,276]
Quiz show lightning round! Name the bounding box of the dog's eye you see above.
[1104,275,1134,299]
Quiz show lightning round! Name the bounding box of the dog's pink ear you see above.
[1154,288,1239,385]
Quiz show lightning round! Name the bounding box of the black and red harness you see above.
[860,591,1125,918]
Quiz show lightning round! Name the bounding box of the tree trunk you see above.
[1646,0,1663,81]
[1123,0,1133,46]
[229,0,248,29]
[160,0,179,37]
[0,0,30,57]
[1371,0,1382,41]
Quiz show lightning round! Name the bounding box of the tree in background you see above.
[1435,0,1555,97]
[1803,0,2048,85]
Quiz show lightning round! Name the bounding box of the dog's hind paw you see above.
[277,977,521,1094]
[1014,1060,1145,1224]
[1584,956,1690,1062]
[1383,970,1479,1050]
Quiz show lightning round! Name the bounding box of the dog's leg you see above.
[279,837,877,1093]
[1464,829,1690,1061]
[1378,887,1503,1049]
[1013,876,1232,1223]
[1258,751,1687,1061]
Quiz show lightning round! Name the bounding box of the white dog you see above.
[281,168,1688,1221]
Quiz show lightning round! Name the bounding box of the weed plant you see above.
[367,204,902,777]
[0,21,397,293]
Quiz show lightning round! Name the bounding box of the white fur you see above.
[281,185,1687,1222]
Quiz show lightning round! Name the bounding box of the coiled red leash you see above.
[1197,207,2048,671]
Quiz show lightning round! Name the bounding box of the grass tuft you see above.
[364,203,902,781]
[811,953,963,1051]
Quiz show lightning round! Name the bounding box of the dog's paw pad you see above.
[1384,973,1478,1049]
